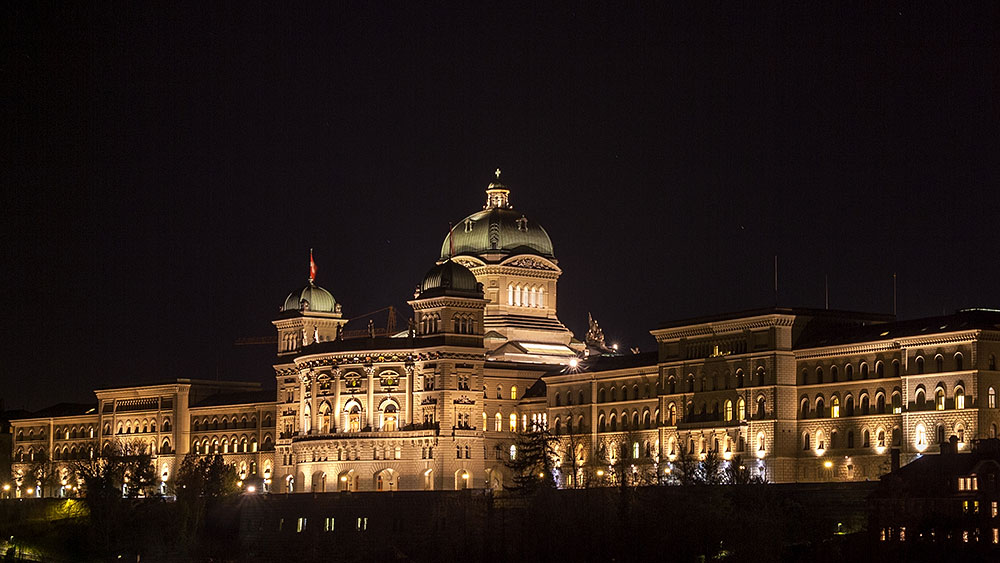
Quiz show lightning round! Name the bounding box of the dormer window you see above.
[464,218,475,232]
[516,215,528,232]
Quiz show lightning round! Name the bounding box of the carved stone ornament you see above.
[506,256,554,270]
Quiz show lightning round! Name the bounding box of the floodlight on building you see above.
[823,461,833,469]
[246,486,256,493]
[2,484,8,491]
[596,470,605,477]
[340,476,348,482]
[569,358,579,369]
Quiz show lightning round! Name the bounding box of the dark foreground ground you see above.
[2,482,994,562]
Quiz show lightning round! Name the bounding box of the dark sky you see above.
[3,3,998,411]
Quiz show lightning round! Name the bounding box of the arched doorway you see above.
[374,468,398,491]
[455,469,470,490]
[312,471,326,493]
[338,469,357,492]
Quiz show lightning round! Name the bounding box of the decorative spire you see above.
[485,167,511,209]
[309,248,317,283]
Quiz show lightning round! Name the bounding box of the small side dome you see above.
[283,282,338,313]
[419,260,482,298]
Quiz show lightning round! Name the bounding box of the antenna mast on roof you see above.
[825,274,829,310]
[893,272,897,316]
[773,255,778,306]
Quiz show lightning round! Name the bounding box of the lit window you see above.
[511,386,518,400]
[297,517,307,533]
[324,517,335,532]
[509,445,516,460]
[509,413,517,432]
[956,388,965,409]
[494,413,502,432]
[831,397,840,418]
[992,501,998,518]
[356,517,367,531]
[990,388,997,409]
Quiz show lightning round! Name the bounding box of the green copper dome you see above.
[440,172,555,261]
[283,282,337,313]
[419,260,482,298]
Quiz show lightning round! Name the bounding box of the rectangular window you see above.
[993,528,998,544]
[297,517,306,532]
[992,501,997,518]
[356,517,367,531]
[278,518,284,532]
[324,517,334,532]
[973,477,979,490]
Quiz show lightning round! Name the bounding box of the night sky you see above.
[3,4,998,411]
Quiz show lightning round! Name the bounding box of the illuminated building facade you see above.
[6,173,1000,495]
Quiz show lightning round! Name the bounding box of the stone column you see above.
[404,364,414,428]
[333,368,342,432]
[365,367,376,428]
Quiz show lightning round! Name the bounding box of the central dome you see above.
[440,172,555,261]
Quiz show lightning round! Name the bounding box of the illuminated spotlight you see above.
[463,473,470,480]
[823,461,833,468]
[246,485,256,493]
[612,344,618,351]
[340,476,348,482]
[596,470,605,477]
[2,484,9,491]
[569,358,579,368]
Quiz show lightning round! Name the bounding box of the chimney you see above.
[890,447,900,472]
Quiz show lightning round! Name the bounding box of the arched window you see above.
[578,390,585,405]
[860,363,869,380]
[815,397,825,418]
[831,396,840,418]
[915,356,925,374]
[598,413,606,432]
[816,367,824,384]
[494,413,502,432]
[954,386,965,409]
[724,400,733,422]
[845,395,855,416]
[831,365,839,382]
[511,386,518,400]
[915,387,926,409]
[756,396,766,419]
[801,369,809,385]
[990,387,997,409]
[736,370,744,388]
[863,429,870,448]
[892,391,902,413]
[509,413,517,432]
[845,364,854,380]
[935,355,944,373]
[892,360,900,378]
[935,425,945,444]
[686,375,695,392]
[914,424,926,449]
[935,387,946,410]
[737,398,746,421]
[847,430,855,448]
[877,430,886,448]
[990,355,997,371]
[554,392,561,407]
[611,387,618,402]
[955,352,964,371]
[803,432,811,450]
[668,403,677,425]
[800,397,810,418]
[622,385,630,400]
[860,394,870,415]
[496,385,502,399]
[875,361,884,378]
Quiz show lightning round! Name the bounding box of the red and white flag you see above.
[309,249,317,281]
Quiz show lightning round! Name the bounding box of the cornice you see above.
[652,315,795,341]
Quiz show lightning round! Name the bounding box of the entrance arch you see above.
[374,468,398,491]
[312,471,327,493]
[455,469,470,490]
[337,469,358,492]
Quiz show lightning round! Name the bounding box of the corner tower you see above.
[273,254,347,356]
[440,170,581,364]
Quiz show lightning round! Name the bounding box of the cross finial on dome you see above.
[495,168,501,179]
